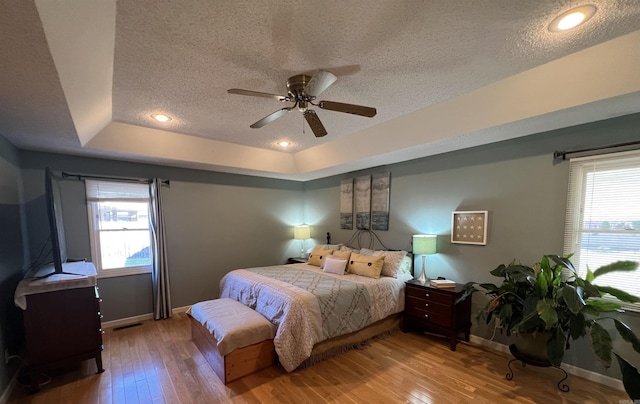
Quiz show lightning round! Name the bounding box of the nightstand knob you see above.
[424,314,429,318]
[425,303,429,307]
[425,293,430,297]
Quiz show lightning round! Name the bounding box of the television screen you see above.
[45,167,67,273]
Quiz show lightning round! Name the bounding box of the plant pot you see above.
[514,332,553,363]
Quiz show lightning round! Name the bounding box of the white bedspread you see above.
[219,263,407,371]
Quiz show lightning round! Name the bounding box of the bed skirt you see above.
[297,312,402,369]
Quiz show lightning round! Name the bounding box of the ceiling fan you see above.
[227,70,377,138]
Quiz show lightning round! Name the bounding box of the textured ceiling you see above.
[2,1,640,180]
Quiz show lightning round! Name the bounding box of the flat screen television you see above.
[45,167,67,273]
[36,167,78,278]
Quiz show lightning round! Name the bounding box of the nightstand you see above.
[402,279,472,351]
[286,257,308,264]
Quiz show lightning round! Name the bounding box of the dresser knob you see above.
[424,314,429,318]
[425,303,429,307]
[425,293,430,297]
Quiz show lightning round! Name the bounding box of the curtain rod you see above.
[61,171,170,186]
[553,140,640,163]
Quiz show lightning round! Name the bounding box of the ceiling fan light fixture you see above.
[548,5,596,32]
[277,141,290,147]
[152,113,172,122]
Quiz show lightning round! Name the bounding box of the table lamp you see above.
[412,234,437,282]
[293,225,311,258]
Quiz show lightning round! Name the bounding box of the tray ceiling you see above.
[2,1,640,180]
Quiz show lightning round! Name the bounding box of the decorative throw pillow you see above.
[397,255,413,275]
[347,253,385,279]
[374,250,408,278]
[359,248,377,256]
[323,257,348,275]
[321,250,352,269]
[308,248,333,267]
[331,249,352,261]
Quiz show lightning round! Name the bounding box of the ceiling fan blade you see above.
[250,108,291,128]
[303,110,328,137]
[318,100,377,118]
[303,70,337,98]
[228,88,287,101]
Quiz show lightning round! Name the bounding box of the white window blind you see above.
[563,150,640,310]
[85,180,152,277]
[86,180,149,201]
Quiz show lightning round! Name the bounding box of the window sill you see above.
[97,266,152,279]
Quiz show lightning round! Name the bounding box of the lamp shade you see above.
[412,234,437,255]
[293,225,311,240]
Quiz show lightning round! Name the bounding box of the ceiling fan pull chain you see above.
[302,115,305,134]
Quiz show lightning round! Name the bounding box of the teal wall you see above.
[0,135,27,397]
[303,113,640,379]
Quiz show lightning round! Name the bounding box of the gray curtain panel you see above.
[150,178,172,320]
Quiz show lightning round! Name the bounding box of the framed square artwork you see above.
[451,211,488,245]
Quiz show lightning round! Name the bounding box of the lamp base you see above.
[416,255,428,283]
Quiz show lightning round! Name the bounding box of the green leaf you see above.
[560,285,585,314]
[597,286,640,303]
[590,322,613,368]
[537,299,558,329]
[547,254,577,275]
[586,268,595,283]
[505,265,536,283]
[576,278,600,299]
[592,261,639,279]
[614,353,640,400]
[540,255,551,272]
[534,270,548,299]
[478,283,500,293]
[514,311,542,332]
[569,313,586,340]
[581,304,601,317]
[585,299,622,312]
[490,264,507,278]
[614,319,640,353]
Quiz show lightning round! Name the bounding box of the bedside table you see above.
[402,279,472,351]
[286,257,308,264]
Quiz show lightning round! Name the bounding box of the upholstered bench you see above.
[187,298,277,384]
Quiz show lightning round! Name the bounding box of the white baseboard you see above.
[469,335,624,391]
[102,305,191,329]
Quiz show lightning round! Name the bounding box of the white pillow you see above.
[323,257,348,275]
[374,250,408,278]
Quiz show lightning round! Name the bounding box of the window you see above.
[563,150,640,311]
[86,180,153,277]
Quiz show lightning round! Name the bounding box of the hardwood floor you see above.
[9,312,627,403]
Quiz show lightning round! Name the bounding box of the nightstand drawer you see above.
[406,299,451,327]
[406,284,453,305]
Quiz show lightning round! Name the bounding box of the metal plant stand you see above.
[506,344,570,392]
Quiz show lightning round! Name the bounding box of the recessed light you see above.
[549,5,597,32]
[277,141,290,147]
[152,114,172,122]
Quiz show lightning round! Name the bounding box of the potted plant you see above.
[458,254,640,398]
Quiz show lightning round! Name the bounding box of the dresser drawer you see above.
[406,284,453,305]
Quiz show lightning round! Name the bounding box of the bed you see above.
[218,232,413,372]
